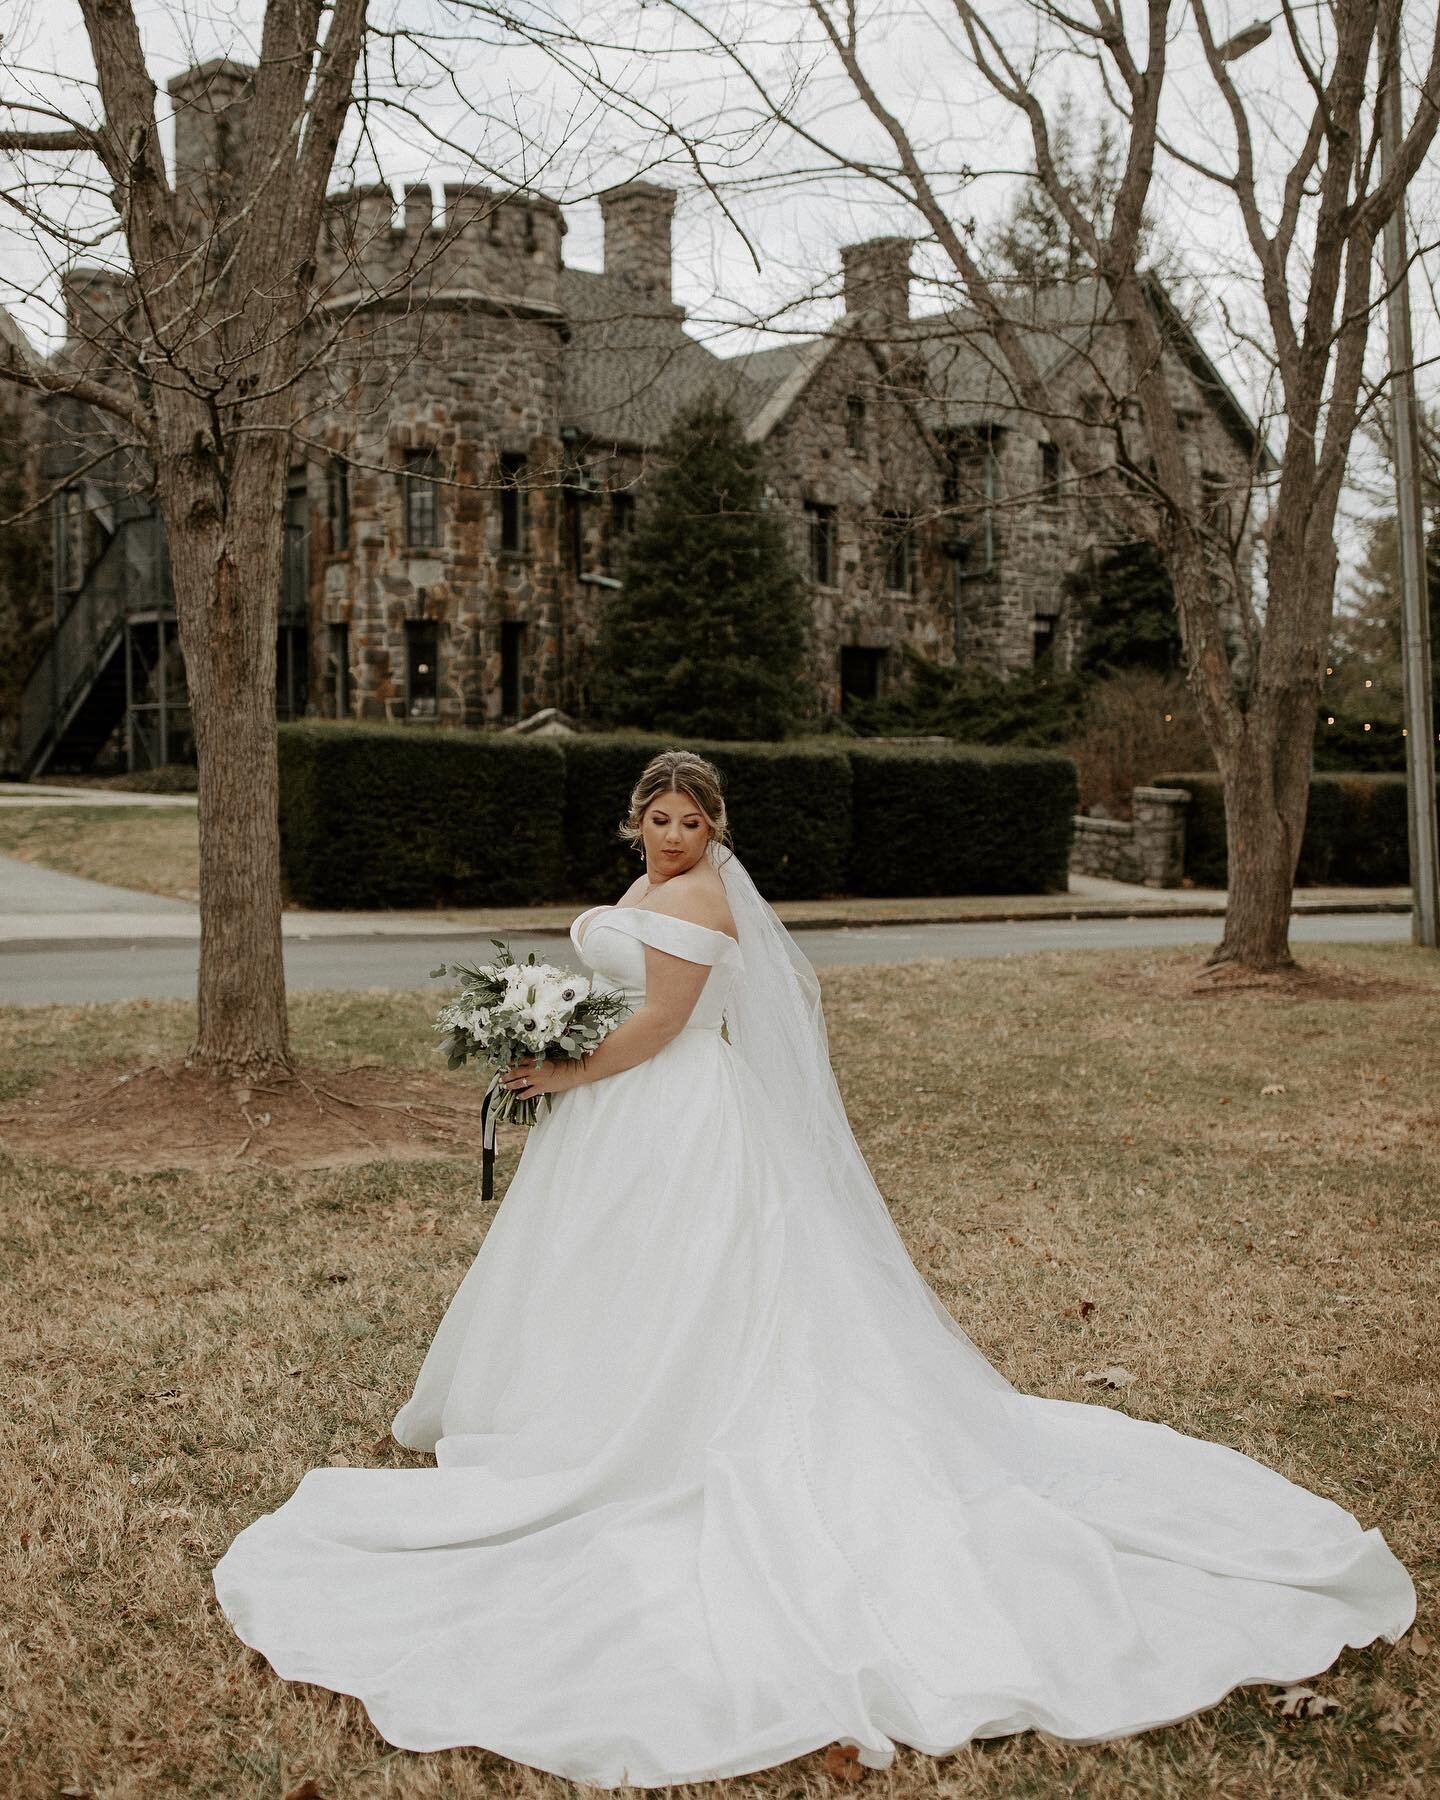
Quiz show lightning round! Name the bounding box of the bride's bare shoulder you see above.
[616,872,650,905]
[646,866,738,939]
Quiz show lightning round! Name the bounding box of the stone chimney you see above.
[599,182,676,304]
[167,58,255,206]
[60,266,133,353]
[840,236,913,321]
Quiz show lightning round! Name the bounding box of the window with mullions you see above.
[499,452,528,554]
[845,395,866,454]
[328,456,350,553]
[881,511,913,593]
[327,622,351,718]
[804,501,838,587]
[405,618,439,718]
[501,620,526,719]
[403,449,441,548]
[1040,441,1062,503]
[607,491,636,574]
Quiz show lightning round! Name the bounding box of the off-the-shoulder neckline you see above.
[572,902,740,950]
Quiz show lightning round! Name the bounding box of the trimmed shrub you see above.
[278,722,565,908]
[561,734,852,901]
[1154,770,1421,886]
[278,724,1079,907]
[849,743,1076,895]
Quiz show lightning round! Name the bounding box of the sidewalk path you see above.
[0,782,197,809]
[0,854,193,917]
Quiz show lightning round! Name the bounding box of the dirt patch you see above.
[0,1061,489,1172]
[1100,958,1427,1005]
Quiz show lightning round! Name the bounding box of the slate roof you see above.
[711,277,1269,466]
[559,268,760,447]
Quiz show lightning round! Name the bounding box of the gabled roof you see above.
[725,276,1272,469]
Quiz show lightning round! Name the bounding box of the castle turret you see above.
[318,183,565,317]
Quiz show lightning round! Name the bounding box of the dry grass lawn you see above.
[1,942,1436,1800]
[0,806,200,901]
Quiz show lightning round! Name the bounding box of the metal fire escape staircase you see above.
[17,508,310,778]
[16,504,172,778]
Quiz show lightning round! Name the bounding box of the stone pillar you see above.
[1133,785,1190,887]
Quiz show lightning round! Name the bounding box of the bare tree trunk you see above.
[1201,535,1332,971]
[160,427,291,1076]
[1208,732,1309,970]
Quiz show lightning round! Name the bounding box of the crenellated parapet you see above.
[317,181,567,318]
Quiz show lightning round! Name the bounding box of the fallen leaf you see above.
[1261,1083,1286,1096]
[1266,1685,1339,1720]
[822,1743,865,1783]
[1082,1365,1136,1390]
[58,1788,94,1798]
[284,1782,326,1800]
[1078,1298,1097,1320]
[1406,1630,1430,1657]
[1375,1709,1410,1734]
[284,1364,303,1377]
[1329,1390,1354,1401]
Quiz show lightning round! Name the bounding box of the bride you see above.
[214,748,1415,1787]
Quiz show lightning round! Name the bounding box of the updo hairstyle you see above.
[618,750,732,855]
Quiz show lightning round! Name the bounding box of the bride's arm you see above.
[503,945,709,1097]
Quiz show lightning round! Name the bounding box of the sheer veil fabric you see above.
[212,847,1416,1788]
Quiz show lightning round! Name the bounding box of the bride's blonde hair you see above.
[619,750,732,853]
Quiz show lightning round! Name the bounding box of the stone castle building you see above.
[13,59,1265,775]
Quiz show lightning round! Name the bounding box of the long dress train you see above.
[212,901,1415,1787]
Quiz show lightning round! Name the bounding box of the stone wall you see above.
[757,333,953,718]
[297,295,569,727]
[1070,785,1192,887]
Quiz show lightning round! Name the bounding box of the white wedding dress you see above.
[213,864,1415,1788]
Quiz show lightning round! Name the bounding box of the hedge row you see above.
[278,724,567,909]
[278,723,1077,907]
[1154,770,1422,886]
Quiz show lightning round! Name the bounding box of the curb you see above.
[0,896,1413,954]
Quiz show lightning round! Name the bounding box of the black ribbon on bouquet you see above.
[479,1071,501,1203]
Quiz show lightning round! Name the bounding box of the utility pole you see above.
[1380,0,1440,948]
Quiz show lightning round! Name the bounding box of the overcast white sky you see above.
[3,0,1438,575]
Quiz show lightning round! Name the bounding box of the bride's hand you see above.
[500,1056,574,1100]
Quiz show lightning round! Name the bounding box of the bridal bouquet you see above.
[430,940,630,1129]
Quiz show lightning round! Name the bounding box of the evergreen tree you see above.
[1068,540,1185,676]
[984,95,1174,289]
[593,394,809,739]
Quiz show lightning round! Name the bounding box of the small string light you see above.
[1363,722,1372,731]
[1326,715,1335,725]
[1364,678,1373,688]
[1164,712,1173,722]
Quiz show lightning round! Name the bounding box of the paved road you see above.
[0,910,1413,1007]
